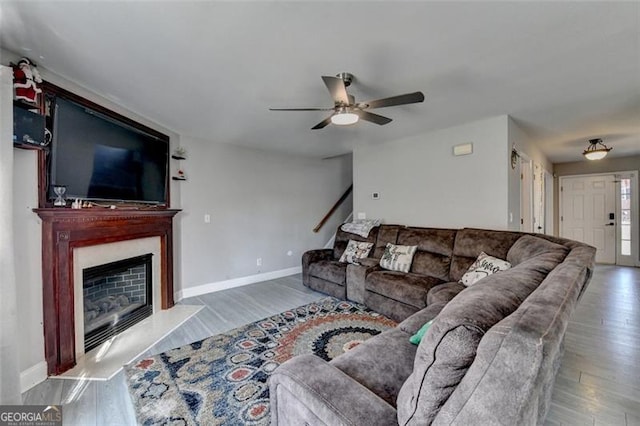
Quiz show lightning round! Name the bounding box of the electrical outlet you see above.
[357,212,366,220]
[204,214,211,223]
[287,250,293,256]
[256,258,262,266]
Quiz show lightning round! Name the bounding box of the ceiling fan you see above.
[269,72,425,130]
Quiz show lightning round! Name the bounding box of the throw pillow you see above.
[409,320,434,345]
[459,252,511,286]
[339,239,374,264]
[379,243,418,273]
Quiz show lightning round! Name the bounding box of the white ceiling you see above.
[1,1,639,163]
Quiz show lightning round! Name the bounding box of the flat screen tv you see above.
[49,97,169,205]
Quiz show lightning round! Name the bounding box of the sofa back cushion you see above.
[449,228,522,282]
[396,227,457,281]
[396,246,568,426]
[507,235,569,266]
[333,225,379,260]
[371,225,402,258]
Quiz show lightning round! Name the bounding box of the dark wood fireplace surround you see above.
[36,209,179,375]
[25,82,180,375]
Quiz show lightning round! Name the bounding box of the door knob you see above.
[605,223,615,226]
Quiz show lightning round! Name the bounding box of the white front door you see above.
[560,175,616,264]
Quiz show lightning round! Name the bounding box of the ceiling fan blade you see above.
[322,76,350,105]
[355,110,392,125]
[361,91,425,109]
[311,115,334,130]
[269,107,335,111]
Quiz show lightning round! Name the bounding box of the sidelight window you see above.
[620,178,631,256]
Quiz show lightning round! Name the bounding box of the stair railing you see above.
[313,184,353,233]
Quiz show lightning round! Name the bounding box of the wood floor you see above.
[22,266,640,426]
[544,265,640,426]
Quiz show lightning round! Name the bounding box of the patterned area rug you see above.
[125,297,396,425]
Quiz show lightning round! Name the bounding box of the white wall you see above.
[12,150,45,391]
[353,115,510,229]
[179,137,352,292]
[1,65,22,403]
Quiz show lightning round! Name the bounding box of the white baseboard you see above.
[20,361,48,393]
[175,266,302,302]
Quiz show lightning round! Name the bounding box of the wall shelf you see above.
[13,99,40,111]
[13,141,48,151]
[171,152,187,181]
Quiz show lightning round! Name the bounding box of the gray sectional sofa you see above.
[271,225,596,425]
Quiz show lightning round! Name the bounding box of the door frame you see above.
[520,157,533,232]
[544,170,554,235]
[559,171,639,266]
[615,171,639,267]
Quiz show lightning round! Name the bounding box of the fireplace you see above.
[35,208,180,375]
[83,254,153,352]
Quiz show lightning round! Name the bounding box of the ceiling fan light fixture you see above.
[331,111,359,126]
[583,138,612,160]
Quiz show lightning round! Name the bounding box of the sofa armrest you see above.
[302,249,334,287]
[270,354,397,426]
[346,261,380,304]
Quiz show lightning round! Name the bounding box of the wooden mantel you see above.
[34,208,180,375]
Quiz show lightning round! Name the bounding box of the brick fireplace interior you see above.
[82,253,153,352]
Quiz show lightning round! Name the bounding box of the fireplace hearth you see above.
[83,254,153,352]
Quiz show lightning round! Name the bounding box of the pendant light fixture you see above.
[583,138,612,161]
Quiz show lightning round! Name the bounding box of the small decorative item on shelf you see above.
[12,57,42,107]
[173,169,187,181]
[53,185,67,207]
[172,147,187,160]
[71,198,83,209]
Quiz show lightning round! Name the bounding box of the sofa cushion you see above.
[410,250,451,281]
[449,228,522,281]
[308,260,347,285]
[396,227,457,280]
[330,328,417,407]
[367,271,444,309]
[339,239,374,264]
[365,292,422,323]
[380,243,418,273]
[397,251,566,426]
[459,252,511,286]
[371,225,402,258]
[426,282,466,305]
[507,235,570,266]
[333,226,379,261]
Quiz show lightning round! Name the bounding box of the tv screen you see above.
[49,97,168,204]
